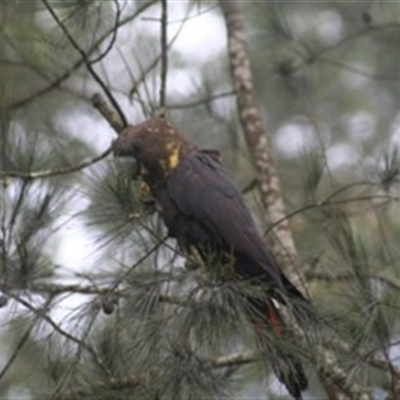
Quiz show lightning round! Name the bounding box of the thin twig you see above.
[0,321,34,383]
[109,237,169,292]
[52,306,102,398]
[142,4,217,24]
[60,374,143,399]
[167,90,235,110]
[313,22,400,60]
[0,147,112,181]
[9,1,156,111]
[264,193,400,237]
[129,2,191,100]
[117,47,148,119]
[159,0,168,112]
[42,0,127,128]
[92,94,125,133]
[210,350,260,368]
[8,180,29,239]
[306,269,400,293]
[9,293,110,377]
[89,0,122,65]
[319,57,400,82]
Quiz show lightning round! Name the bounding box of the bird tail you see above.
[253,299,308,400]
[271,350,308,400]
[274,274,321,329]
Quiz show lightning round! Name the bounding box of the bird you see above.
[112,116,311,400]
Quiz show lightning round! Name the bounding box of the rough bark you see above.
[218,0,301,290]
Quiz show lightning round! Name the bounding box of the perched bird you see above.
[113,117,311,400]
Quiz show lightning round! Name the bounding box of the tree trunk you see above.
[218,2,371,399]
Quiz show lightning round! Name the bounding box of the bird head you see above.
[112,117,195,182]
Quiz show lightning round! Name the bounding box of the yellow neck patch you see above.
[167,146,180,170]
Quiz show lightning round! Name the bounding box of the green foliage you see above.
[83,163,146,249]
[300,149,325,200]
[379,146,400,190]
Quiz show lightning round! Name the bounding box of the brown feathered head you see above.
[112,117,195,181]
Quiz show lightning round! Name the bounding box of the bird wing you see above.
[167,151,284,289]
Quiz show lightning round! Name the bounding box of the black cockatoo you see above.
[113,117,312,400]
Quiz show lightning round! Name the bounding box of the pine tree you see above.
[1,1,400,399]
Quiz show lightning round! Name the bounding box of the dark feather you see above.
[164,150,311,398]
[167,151,299,296]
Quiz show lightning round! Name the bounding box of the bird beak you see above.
[112,135,132,157]
[114,156,141,179]
[112,137,141,179]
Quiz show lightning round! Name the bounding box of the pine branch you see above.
[316,348,371,400]
[6,281,187,307]
[129,3,192,101]
[0,321,35,383]
[318,57,400,82]
[306,269,400,292]
[64,374,143,398]
[0,147,111,180]
[8,292,110,377]
[313,22,400,59]
[58,351,261,399]
[9,1,156,111]
[210,350,261,367]
[42,0,128,129]
[92,94,125,133]
[326,337,400,380]
[265,193,400,237]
